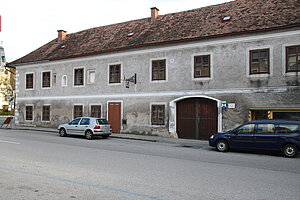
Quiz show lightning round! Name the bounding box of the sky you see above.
[0,0,232,62]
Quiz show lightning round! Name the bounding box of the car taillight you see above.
[110,125,112,128]
[94,125,101,129]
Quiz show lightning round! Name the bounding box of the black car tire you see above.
[282,144,298,158]
[216,140,229,152]
[59,128,67,137]
[85,130,94,140]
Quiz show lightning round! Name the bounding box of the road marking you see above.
[0,140,21,145]
[0,167,168,200]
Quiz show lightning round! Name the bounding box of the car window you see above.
[236,124,255,134]
[96,119,109,125]
[69,118,81,125]
[277,124,299,133]
[256,124,275,133]
[80,118,90,125]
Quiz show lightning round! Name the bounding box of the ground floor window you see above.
[249,108,300,121]
[91,105,101,118]
[25,105,33,121]
[74,105,83,119]
[42,105,50,121]
[151,105,165,125]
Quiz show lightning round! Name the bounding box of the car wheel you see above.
[216,140,229,152]
[282,144,298,158]
[85,130,94,140]
[59,128,67,137]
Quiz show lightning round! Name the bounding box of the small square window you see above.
[87,70,96,84]
[249,49,270,74]
[91,105,101,118]
[286,45,300,72]
[74,105,83,118]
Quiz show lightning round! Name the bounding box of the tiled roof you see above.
[11,0,300,65]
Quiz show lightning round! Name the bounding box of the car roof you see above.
[246,119,300,125]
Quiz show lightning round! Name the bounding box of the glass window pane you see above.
[237,124,255,134]
[257,124,275,133]
[277,124,299,133]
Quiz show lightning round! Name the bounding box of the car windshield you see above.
[96,119,109,125]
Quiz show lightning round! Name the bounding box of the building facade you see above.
[11,0,300,139]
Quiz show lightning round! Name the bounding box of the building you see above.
[10,0,300,139]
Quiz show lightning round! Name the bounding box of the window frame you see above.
[108,63,122,85]
[285,45,300,73]
[25,104,34,122]
[42,105,51,122]
[150,103,166,126]
[41,70,52,89]
[90,104,102,118]
[246,46,273,78]
[87,70,96,84]
[150,58,168,83]
[249,48,270,75]
[73,104,84,119]
[62,75,68,87]
[73,67,85,87]
[25,72,34,90]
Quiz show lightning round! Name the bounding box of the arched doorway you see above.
[175,97,219,139]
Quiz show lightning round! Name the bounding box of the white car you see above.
[58,117,112,140]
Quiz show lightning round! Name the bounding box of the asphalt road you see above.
[0,129,300,200]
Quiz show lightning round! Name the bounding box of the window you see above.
[79,118,90,125]
[250,49,270,74]
[69,118,81,125]
[194,55,210,78]
[26,73,34,89]
[74,68,84,86]
[286,45,300,72]
[74,105,83,118]
[87,70,96,84]
[91,105,101,118]
[62,75,67,86]
[236,124,255,134]
[109,64,121,84]
[277,124,299,133]
[25,105,33,121]
[151,105,165,125]
[53,73,57,86]
[42,105,50,121]
[152,59,166,81]
[256,124,275,133]
[42,71,51,88]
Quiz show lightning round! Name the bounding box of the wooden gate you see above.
[176,98,218,139]
[108,102,121,133]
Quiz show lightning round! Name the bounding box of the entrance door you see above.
[176,98,218,139]
[108,102,121,133]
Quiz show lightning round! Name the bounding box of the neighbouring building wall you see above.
[15,29,300,138]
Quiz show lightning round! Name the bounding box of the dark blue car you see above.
[209,120,300,157]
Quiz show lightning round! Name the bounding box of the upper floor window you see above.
[74,68,84,86]
[286,45,300,72]
[26,73,34,89]
[151,104,165,125]
[109,64,121,84]
[87,70,96,84]
[249,49,270,74]
[152,59,166,81]
[42,71,51,88]
[62,75,67,87]
[194,55,210,78]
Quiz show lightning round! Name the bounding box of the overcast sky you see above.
[0,0,232,62]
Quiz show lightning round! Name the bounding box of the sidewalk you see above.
[8,125,208,149]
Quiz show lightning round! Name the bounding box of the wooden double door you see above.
[176,98,218,140]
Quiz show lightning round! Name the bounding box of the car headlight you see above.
[210,135,214,139]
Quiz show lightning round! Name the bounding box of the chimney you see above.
[151,7,159,21]
[57,30,67,41]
